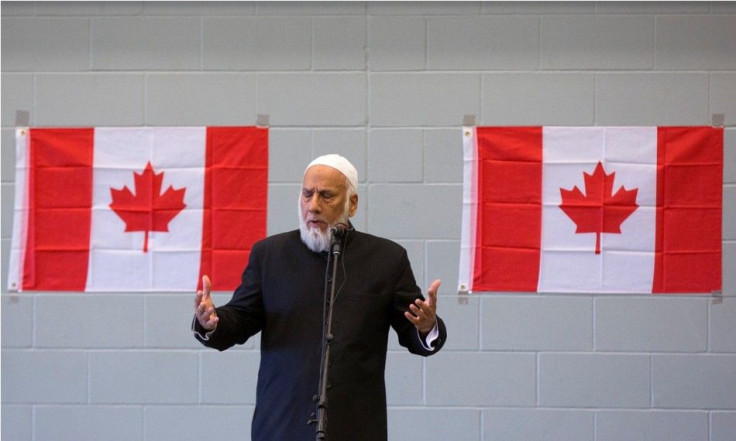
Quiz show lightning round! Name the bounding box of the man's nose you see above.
[308,195,321,212]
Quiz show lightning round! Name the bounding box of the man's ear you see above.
[348,193,358,217]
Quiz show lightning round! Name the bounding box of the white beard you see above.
[298,214,333,253]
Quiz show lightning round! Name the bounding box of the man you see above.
[193,154,447,441]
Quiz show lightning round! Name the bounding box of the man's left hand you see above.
[405,279,440,335]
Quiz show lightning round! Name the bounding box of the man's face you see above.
[299,165,357,232]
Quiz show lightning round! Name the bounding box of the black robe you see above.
[194,228,447,441]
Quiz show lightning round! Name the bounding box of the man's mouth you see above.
[307,220,327,229]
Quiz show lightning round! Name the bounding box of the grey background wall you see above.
[2,1,735,440]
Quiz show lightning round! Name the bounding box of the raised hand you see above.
[405,279,440,335]
[194,275,219,331]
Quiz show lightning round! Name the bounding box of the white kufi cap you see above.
[305,154,358,192]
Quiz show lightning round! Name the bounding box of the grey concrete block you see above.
[1,183,14,240]
[596,73,708,125]
[37,2,144,15]
[268,129,313,183]
[146,73,257,126]
[596,2,709,14]
[201,350,260,404]
[1,18,89,71]
[395,239,425,290]
[423,129,463,184]
[481,73,595,126]
[257,73,366,126]
[389,408,481,441]
[1,2,35,15]
[432,289,479,351]
[540,15,653,69]
[484,409,594,441]
[145,294,202,349]
[314,17,366,70]
[35,73,145,126]
[712,412,736,441]
[595,297,707,352]
[427,16,539,70]
[426,352,536,406]
[385,352,424,406]
[267,183,301,236]
[145,405,252,441]
[482,2,596,14]
[725,242,736,298]
[710,74,736,127]
[1,74,33,128]
[539,353,650,408]
[36,294,144,348]
[203,17,311,70]
[712,2,736,13]
[368,183,461,240]
[368,2,481,16]
[2,128,17,184]
[652,354,736,409]
[1,239,10,296]
[724,185,736,240]
[368,129,423,183]
[656,15,736,70]
[2,350,88,404]
[724,130,735,184]
[370,73,480,127]
[1,295,33,348]
[488,1,596,15]
[0,405,31,441]
[91,18,200,70]
[256,2,365,15]
[482,296,593,351]
[369,17,425,71]
[143,1,256,16]
[596,410,707,441]
[426,240,461,297]
[89,351,198,404]
[35,405,143,441]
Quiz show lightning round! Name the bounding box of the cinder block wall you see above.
[2,2,735,440]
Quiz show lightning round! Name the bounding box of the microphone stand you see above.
[312,233,343,441]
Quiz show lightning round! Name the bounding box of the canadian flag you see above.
[8,126,268,292]
[459,126,722,294]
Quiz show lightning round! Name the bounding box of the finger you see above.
[206,316,219,328]
[408,303,425,318]
[202,275,212,298]
[427,279,441,305]
[404,311,420,325]
[413,298,434,317]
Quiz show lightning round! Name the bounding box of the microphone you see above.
[330,223,349,243]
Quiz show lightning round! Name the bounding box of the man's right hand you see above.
[194,275,219,331]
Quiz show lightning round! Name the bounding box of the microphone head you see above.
[330,223,349,240]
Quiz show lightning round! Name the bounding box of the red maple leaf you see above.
[559,161,638,254]
[109,162,187,253]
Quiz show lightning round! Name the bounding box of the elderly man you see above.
[193,154,447,441]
